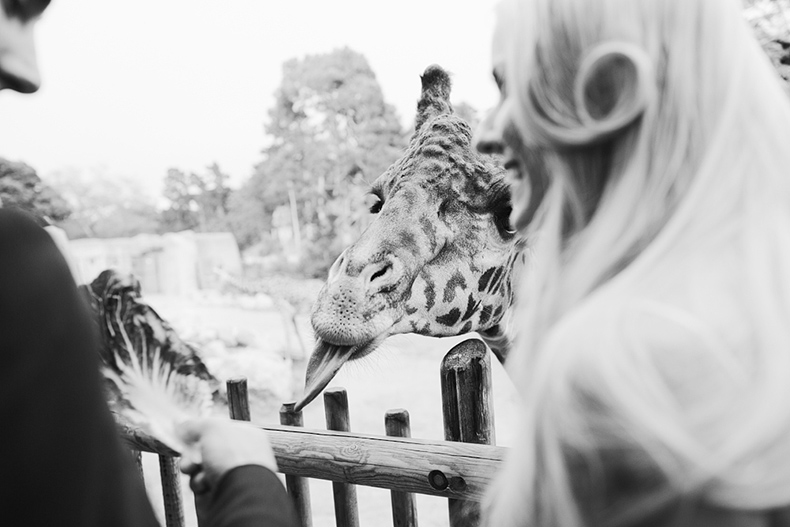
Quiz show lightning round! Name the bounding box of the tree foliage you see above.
[228,47,407,276]
[0,158,71,224]
[160,163,232,233]
[46,167,159,239]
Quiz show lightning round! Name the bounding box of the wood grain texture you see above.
[440,338,495,527]
[122,424,505,500]
[324,388,360,527]
[263,425,505,501]
[227,377,251,422]
[386,409,419,527]
[440,338,495,446]
[121,423,179,456]
[158,455,185,527]
[280,402,314,527]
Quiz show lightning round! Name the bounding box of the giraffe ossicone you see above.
[295,64,524,411]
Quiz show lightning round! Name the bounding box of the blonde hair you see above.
[485,0,790,525]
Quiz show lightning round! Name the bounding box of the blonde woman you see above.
[475,0,790,526]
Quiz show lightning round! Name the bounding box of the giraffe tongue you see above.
[293,340,359,412]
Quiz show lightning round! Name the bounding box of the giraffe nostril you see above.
[328,252,348,283]
[370,261,392,283]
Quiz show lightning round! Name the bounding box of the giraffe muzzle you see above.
[328,251,399,295]
[312,250,406,346]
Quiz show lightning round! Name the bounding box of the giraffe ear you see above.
[415,64,453,132]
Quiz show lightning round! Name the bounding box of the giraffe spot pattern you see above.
[419,216,438,252]
[424,278,436,311]
[436,308,461,327]
[310,65,524,354]
[443,271,467,303]
[459,321,472,335]
[478,267,498,292]
[409,320,433,335]
[461,293,480,322]
[479,304,494,326]
[319,66,521,348]
[488,267,505,294]
[403,288,413,302]
[397,230,418,254]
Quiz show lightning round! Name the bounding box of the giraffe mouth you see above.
[293,336,382,411]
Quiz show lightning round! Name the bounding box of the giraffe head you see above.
[295,65,523,410]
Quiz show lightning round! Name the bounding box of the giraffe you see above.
[294,64,525,410]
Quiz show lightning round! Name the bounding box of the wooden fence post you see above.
[227,377,251,422]
[130,448,144,479]
[229,378,315,526]
[385,409,419,527]
[158,455,185,527]
[281,402,314,527]
[440,338,495,527]
[324,388,360,527]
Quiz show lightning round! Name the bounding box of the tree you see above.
[0,158,71,224]
[160,168,197,232]
[160,163,232,233]
[228,47,407,276]
[45,167,159,239]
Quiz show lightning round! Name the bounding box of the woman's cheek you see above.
[510,176,534,232]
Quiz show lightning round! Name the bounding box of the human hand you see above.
[176,417,278,495]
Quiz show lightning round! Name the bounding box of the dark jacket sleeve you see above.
[200,465,300,527]
[0,209,160,527]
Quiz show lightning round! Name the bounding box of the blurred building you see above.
[66,231,243,295]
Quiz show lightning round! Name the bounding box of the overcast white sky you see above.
[0,0,501,196]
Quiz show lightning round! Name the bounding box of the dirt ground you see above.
[140,293,520,527]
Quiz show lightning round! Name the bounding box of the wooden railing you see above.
[123,338,505,527]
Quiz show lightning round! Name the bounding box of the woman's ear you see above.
[572,42,655,142]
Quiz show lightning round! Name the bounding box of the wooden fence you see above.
[123,338,506,527]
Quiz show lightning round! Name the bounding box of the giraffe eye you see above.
[366,193,383,214]
[493,203,516,239]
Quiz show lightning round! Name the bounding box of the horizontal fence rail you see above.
[122,424,506,501]
[121,337,502,526]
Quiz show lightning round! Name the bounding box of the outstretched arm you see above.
[178,417,299,527]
